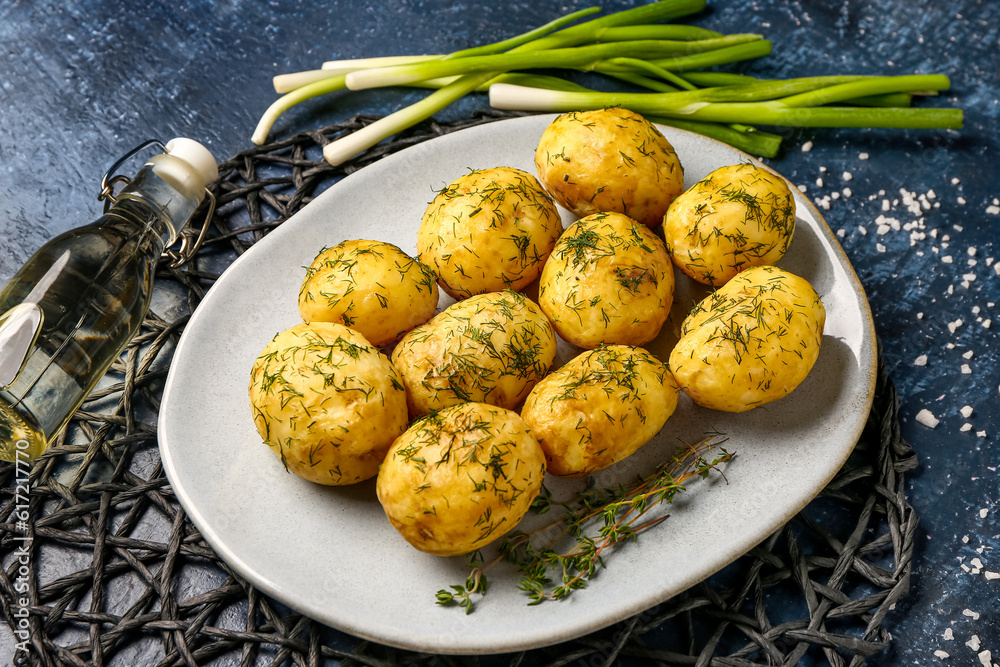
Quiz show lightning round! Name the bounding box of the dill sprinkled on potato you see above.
[248,322,408,486]
[417,167,562,299]
[534,107,684,227]
[377,402,546,558]
[538,212,675,349]
[669,265,825,413]
[392,290,557,416]
[522,345,679,478]
[298,239,439,346]
[664,163,796,287]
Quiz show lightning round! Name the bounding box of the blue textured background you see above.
[1,0,998,663]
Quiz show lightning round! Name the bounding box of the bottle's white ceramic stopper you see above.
[165,138,219,186]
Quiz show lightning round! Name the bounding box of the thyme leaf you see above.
[435,436,733,613]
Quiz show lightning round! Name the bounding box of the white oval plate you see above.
[159,115,875,655]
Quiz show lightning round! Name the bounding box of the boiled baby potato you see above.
[391,290,557,416]
[248,321,408,485]
[663,163,795,287]
[668,265,825,413]
[376,401,546,556]
[416,167,563,299]
[537,212,674,349]
[521,345,680,478]
[534,107,684,227]
[298,239,439,346]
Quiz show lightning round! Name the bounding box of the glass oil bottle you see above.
[0,139,217,462]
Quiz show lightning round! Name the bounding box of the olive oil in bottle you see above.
[0,139,217,462]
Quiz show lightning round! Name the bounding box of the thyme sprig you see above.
[435,436,733,613]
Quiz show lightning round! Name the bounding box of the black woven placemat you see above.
[0,110,918,666]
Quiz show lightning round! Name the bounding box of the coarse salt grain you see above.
[943,255,954,263]
[876,243,886,253]
[915,355,928,366]
[934,650,950,659]
[801,141,813,152]
[945,627,955,640]
[963,350,974,359]
[797,184,807,193]
[843,170,853,181]
[961,423,973,432]
[948,319,963,333]
[964,609,981,620]
[980,508,989,518]
[962,364,972,374]
[836,229,846,238]
[951,177,960,185]
[816,177,824,187]
[842,187,852,197]
[858,225,867,235]
[987,205,1000,215]
[978,430,987,437]
[961,405,974,417]
[958,196,967,205]
[859,152,869,160]
[968,635,982,651]
[916,409,940,427]
[986,571,1000,580]
[983,319,992,329]
[977,650,991,667]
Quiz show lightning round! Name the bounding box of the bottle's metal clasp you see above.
[98,139,167,211]
[160,188,216,269]
[97,139,217,269]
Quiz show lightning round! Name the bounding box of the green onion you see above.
[488,76,962,130]
[345,36,764,90]
[323,0,710,164]
[645,116,784,157]
[589,25,723,41]
[251,0,963,161]
[253,74,350,146]
[442,6,603,59]
[321,73,498,165]
[254,5,603,146]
